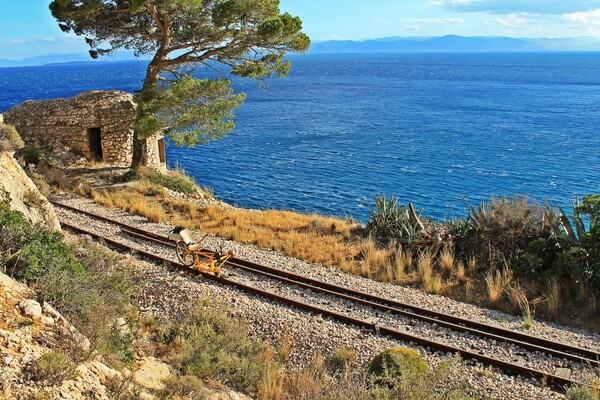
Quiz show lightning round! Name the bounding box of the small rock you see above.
[133,357,171,390]
[555,367,571,379]
[19,299,42,319]
[116,317,130,336]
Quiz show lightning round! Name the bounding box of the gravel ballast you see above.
[53,194,600,399]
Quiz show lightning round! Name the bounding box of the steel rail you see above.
[58,219,583,392]
[117,227,600,369]
[52,201,600,364]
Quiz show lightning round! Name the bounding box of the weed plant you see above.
[0,203,139,367]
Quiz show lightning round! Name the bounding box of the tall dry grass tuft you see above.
[284,353,326,400]
[277,334,293,364]
[454,260,466,281]
[507,283,527,314]
[426,276,443,294]
[393,247,412,283]
[464,280,475,303]
[545,277,561,319]
[506,284,534,328]
[484,270,504,307]
[438,247,455,276]
[467,256,477,276]
[258,366,285,400]
[417,251,434,288]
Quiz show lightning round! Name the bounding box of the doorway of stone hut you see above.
[87,127,103,161]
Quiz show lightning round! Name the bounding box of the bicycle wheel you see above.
[176,242,194,266]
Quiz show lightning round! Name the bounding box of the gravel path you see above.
[53,194,600,399]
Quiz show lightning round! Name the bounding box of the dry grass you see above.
[454,261,466,281]
[393,247,412,283]
[78,183,600,332]
[507,283,528,314]
[417,251,434,288]
[258,366,285,400]
[545,277,561,319]
[426,276,443,294]
[438,247,455,276]
[467,256,477,276]
[283,353,326,400]
[484,270,504,307]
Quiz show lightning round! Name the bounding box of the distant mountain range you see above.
[2,36,600,67]
[308,35,600,54]
[0,51,139,68]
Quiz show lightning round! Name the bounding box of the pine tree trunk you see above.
[130,130,146,168]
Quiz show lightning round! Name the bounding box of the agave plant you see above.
[544,198,586,246]
[367,194,423,246]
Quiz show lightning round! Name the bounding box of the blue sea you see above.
[1,53,599,221]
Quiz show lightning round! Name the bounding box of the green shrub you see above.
[566,385,599,400]
[30,351,77,384]
[142,167,197,195]
[157,300,273,392]
[462,196,548,270]
[19,146,43,166]
[0,204,139,365]
[329,347,357,371]
[368,347,429,382]
[0,124,24,152]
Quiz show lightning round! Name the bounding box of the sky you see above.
[2,0,600,60]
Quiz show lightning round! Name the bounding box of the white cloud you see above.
[406,17,465,25]
[403,24,422,31]
[430,0,481,6]
[490,13,530,29]
[432,0,600,15]
[8,39,25,45]
[562,9,600,26]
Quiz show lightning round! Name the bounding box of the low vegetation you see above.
[77,165,600,331]
[1,197,477,399]
[0,123,24,152]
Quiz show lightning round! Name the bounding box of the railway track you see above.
[52,200,600,392]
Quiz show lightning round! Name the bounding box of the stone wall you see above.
[4,91,165,168]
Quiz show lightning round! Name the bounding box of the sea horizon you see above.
[1,52,599,221]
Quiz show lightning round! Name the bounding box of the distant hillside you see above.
[2,36,600,67]
[0,51,137,68]
[309,35,600,54]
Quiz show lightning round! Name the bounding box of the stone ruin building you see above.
[3,90,166,169]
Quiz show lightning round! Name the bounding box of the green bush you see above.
[462,196,548,270]
[566,385,599,400]
[0,204,139,365]
[329,347,357,371]
[368,347,429,382]
[142,167,197,195]
[19,146,43,165]
[0,123,24,152]
[30,351,77,384]
[157,300,273,391]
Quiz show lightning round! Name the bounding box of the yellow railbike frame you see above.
[185,247,233,274]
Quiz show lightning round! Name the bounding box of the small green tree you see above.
[49,0,310,166]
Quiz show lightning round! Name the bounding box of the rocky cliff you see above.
[0,151,60,231]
